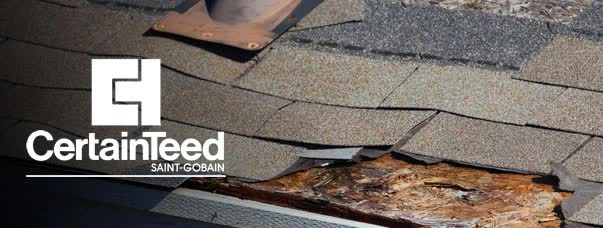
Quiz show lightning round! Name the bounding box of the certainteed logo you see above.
[25,59,225,178]
[92,59,161,126]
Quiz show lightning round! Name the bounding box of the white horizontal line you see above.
[26,175,226,178]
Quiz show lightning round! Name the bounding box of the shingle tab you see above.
[239,45,417,108]
[381,64,564,125]
[569,192,603,226]
[162,69,291,136]
[257,102,435,146]
[564,137,603,182]
[287,3,552,68]
[399,113,589,173]
[3,0,130,52]
[530,89,603,136]
[95,14,254,85]
[517,36,603,92]
[0,41,90,89]
[150,121,305,181]
[292,0,365,30]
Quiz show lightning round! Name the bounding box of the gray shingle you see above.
[0,41,90,89]
[570,0,603,37]
[530,89,603,136]
[257,102,436,146]
[162,69,291,136]
[399,113,589,173]
[0,122,152,174]
[239,45,417,108]
[301,147,362,160]
[3,0,130,52]
[381,64,564,125]
[564,137,603,182]
[150,120,305,181]
[10,86,139,137]
[517,36,603,92]
[287,3,552,69]
[569,192,603,226]
[95,14,255,85]
[292,0,365,30]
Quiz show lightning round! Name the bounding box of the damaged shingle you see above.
[569,0,603,37]
[95,13,255,85]
[569,192,603,226]
[150,120,306,181]
[399,113,589,173]
[381,64,564,125]
[564,137,603,182]
[517,36,603,92]
[42,0,88,8]
[239,45,418,108]
[287,3,552,69]
[291,0,365,30]
[256,102,436,146]
[2,0,131,52]
[0,40,90,89]
[162,69,291,136]
[530,88,603,136]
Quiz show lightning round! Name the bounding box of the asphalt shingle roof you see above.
[162,69,291,136]
[292,0,365,30]
[3,0,603,224]
[399,113,589,174]
[530,88,603,136]
[239,45,418,108]
[381,64,564,125]
[287,3,552,69]
[564,137,603,182]
[3,0,129,52]
[256,102,436,146]
[0,40,91,89]
[569,192,603,225]
[517,36,603,92]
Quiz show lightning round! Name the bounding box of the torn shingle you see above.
[3,0,131,52]
[95,14,255,85]
[381,64,564,125]
[287,3,552,69]
[530,89,603,136]
[517,36,603,92]
[291,0,365,30]
[569,192,603,226]
[150,120,305,181]
[399,113,589,174]
[239,45,417,108]
[0,40,90,89]
[162,69,291,136]
[564,137,603,182]
[0,122,153,174]
[301,147,363,160]
[257,102,436,146]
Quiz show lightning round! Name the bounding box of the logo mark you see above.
[91,59,161,126]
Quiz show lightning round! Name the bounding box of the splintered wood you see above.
[189,154,570,227]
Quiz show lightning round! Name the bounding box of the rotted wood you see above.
[187,154,571,227]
